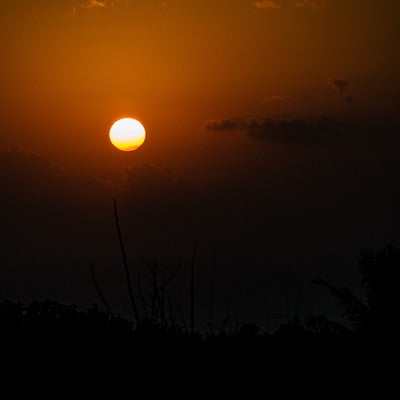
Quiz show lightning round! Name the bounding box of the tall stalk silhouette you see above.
[90,263,113,317]
[113,198,139,324]
[190,240,198,335]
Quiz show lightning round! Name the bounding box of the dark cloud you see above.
[327,77,356,103]
[205,117,334,144]
[246,118,333,143]
[328,76,349,93]
[204,119,241,132]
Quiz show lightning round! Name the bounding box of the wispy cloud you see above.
[80,0,108,9]
[68,0,128,14]
[205,117,334,144]
[253,1,281,10]
[252,0,327,11]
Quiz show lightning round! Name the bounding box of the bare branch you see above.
[89,263,113,317]
[113,198,139,324]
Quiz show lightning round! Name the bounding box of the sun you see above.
[109,118,146,151]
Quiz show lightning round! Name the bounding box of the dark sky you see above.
[1,0,399,330]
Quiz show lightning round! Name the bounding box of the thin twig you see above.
[90,263,113,317]
[208,256,215,335]
[176,301,188,332]
[113,198,139,324]
[137,271,149,320]
[166,291,175,326]
[143,258,182,326]
[190,240,198,335]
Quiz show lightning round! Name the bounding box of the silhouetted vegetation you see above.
[313,244,398,339]
[1,244,396,368]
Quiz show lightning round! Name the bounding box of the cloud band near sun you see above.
[205,117,334,144]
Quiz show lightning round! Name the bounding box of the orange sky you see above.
[1,0,399,174]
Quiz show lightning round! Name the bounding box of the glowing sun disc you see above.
[109,118,146,151]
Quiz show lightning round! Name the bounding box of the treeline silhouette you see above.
[1,244,396,367]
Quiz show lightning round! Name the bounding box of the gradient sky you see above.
[1,0,399,329]
[1,0,399,167]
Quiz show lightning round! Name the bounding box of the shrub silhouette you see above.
[2,244,397,368]
[314,244,399,338]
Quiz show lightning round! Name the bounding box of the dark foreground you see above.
[0,298,393,400]
[0,299,390,366]
[1,245,396,392]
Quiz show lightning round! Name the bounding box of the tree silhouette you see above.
[314,244,399,338]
